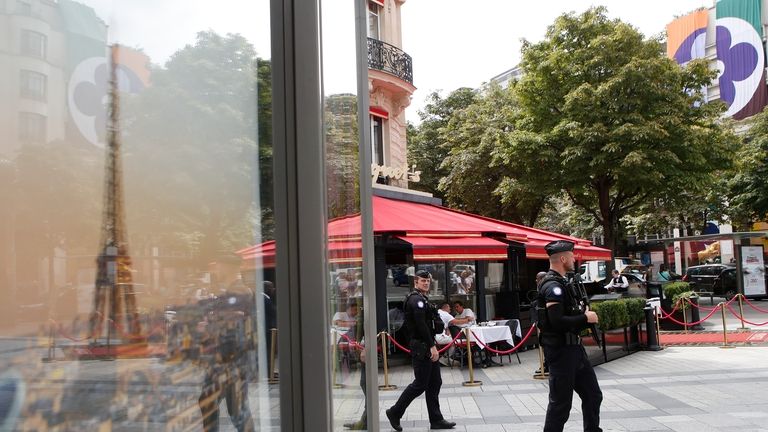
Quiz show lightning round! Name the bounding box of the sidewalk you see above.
[344,345,768,431]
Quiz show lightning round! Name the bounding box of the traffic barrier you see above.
[725,302,768,327]
[462,328,481,387]
[719,302,735,349]
[379,332,397,391]
[741,294,768,314]
[268,328,278,384]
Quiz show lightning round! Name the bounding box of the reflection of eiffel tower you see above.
[89,45,142,342]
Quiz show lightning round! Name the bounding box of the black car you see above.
[684,264,768,298]
[683,264,734,297]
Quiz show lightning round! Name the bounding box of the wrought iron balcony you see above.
[367,38,413,85]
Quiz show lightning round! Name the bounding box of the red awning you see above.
[396,236,509,261]
[238,196,611,266]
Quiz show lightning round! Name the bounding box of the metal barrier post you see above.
[655,305,664,349]
[378,332,397,391]
[682,299,689,333]
[462,327,482,387]
[737,294,749,331]
[268,328,279,384]
[43,322,56,363]
[532,326,548,380]
[332,331,343,388]
[719,303,734,349]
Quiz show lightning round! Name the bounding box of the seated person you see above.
[435,303,456,345]
[332,302,359,331]
[657,264,676,282]
[605,269,629,292]
[452,301,476,327]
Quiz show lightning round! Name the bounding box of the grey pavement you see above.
[330,345,768,431]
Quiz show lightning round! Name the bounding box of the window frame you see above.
[20,69,47,101]
[21,29,47,59]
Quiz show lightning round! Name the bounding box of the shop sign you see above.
[371,164,421,182]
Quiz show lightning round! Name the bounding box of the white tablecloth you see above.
[465,325,514,349]
[489,319,522,338]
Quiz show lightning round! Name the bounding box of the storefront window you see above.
[0,1,277,429]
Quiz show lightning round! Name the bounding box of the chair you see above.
[448,325,480,368]
[492,320,521,364]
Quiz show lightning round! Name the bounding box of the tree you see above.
[727,109,768,227]
[408,88,479,199]
[124,31,270,263]
[438,83,548,225]
[513,7,736,252]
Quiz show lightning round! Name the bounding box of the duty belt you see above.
[540,332,581,346]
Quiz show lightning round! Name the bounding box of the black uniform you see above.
[387,290,446,424]
[537,270,603,432]
[198,285,255,432]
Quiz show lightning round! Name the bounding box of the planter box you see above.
[584,323,642,367]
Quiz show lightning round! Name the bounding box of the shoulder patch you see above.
[417,301,424,308]
[552,287,562,296]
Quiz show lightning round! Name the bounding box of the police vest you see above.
[404,291,444,336]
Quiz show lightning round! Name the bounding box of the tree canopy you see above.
[511,7,736,251]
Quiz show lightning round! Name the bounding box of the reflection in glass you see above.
[0,1,276,429]
[321,0,368,429]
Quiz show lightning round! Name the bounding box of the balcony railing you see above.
[367,38,413,85]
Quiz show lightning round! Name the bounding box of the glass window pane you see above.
[1,1,277,429]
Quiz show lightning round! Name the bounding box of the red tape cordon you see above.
[468,325,536,355]
[386,332,412,353]
[741,295,768,314]
[725,303,768,327]
[660,303,722,326]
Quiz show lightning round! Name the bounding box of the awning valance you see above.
[395,235,509,261]
[524,240,612,261]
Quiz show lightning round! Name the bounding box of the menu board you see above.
[740,245,766,297]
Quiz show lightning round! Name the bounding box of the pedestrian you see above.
[536,240,603,432]
[386,270,456,431]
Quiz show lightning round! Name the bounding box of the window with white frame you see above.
[18,112,46,143]
[367,1,380,39]
[21,29,46,59]
[370,115,384,166]
[20,70,46,101]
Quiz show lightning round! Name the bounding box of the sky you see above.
[401,0,714,123]
[71,0,713,123]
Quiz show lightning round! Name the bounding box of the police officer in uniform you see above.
[536,240,603,432]
[386,270,456,431]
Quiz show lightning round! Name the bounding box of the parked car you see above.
[683,264,737,298]
[710,266,768,299]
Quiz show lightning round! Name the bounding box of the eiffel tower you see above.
[89,45,142,342]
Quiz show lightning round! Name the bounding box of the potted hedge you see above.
[661,282,702,330]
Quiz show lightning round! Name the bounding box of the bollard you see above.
[532,326,549,380]
[719,302,735,349]
[654,305,664,349]
[268,328,279,384]
[378,332,397,391]
[332,331,343,388]
[737,294,750,331]
[42,322,56,363]
[643,307,661,351]
[462,327,482,387]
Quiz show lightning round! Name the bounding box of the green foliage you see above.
[591,300,629,331]
[623,297,647,325]
[663,282,697,309]
[124,31,272,262]
[408,88,479,200]
[511,7,736,251]
[727,108,768,226]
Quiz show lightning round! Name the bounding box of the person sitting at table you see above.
[452,301,476,328]
[435,303,456,346]
[333,302,359,330]
[604,269,629,293]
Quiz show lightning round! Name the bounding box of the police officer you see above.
[386,270,456,431]
[537,240,603,432]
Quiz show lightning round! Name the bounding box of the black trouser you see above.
[542,344,602,432]
[389,340,444,423]
[199,362,254,432]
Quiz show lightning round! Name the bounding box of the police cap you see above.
[544,240,575,256]
[415,269,432,279]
